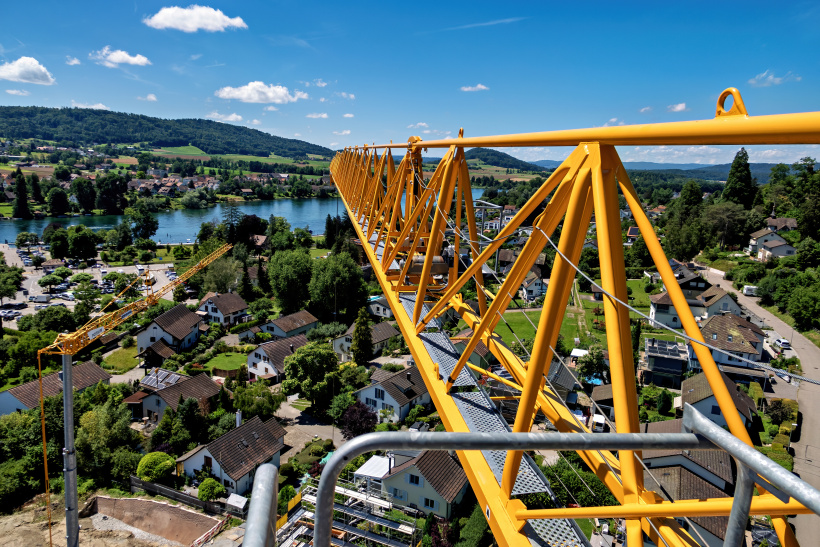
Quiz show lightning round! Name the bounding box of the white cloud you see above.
[343,113,354,118]
[6,89,30,96]
[65,56,81,66]
[306,113,328,119]
[667,103,687,113]
[319,97,327,102]
[0,57,55,85]
[407,122,428,129]
[264,105,278,111]
[422,129,451,136]
[90,46,151,68]
[333,130,351,136]
[337,91,355,100]
[206,110,242,122]
[250,119,261,125]
[639,106,652,113]
[603,117,625,127]
[442,18,526,31]
[71,100,109,110]
[137,93,158,102]
[460,83,489,92]
[748,70,802,87]
[495,147,553,162]
[314,79,327,87]
[215,81,307,103]
[143,5,247,33]
[190,53,203,60]
[294,133,302,137]
[329,142,339,147]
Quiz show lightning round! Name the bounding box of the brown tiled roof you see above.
[698,286,730,308]
[590,383,613,404]
[156,373,221,411]
[453,328,489,357]
[251,234,268,247]
[699,314,764,353]
[123,391,150,404]
[385,451,467,503]
[199,292,248,316]
[643,466,729,540]
[360,366,428,408]
[522,272,541,288]
[681,371,757,422]
[206,416,286,480]
[247,265,259,280]
[43,258,64,267]
[750,227,775,239]
[641,419,734,484]
[7,361,111,409]
[271,310,318,333]
[497,249,516,263]
[258,334,309,374]
[371,322,399,345]
[147,338,176,359]
[762,240,791,249]
[154,304,202,341]
[371,368,399,383]
[767,217,797,231]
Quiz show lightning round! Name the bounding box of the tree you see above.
[282,342,339,408]
[136,452,175,483]
[68,227,97,261]
[702,201,747,249]
[71,178,97,212]
[350,307,373,366]
[17,305,75,332]
[198,478,226,501]
[38,274,62,293]
[233,382,285,421]
[657,390,673,414]
[47,187,70,216]
[722,148,757,209]
[767,399,792,425]
[50,228,69,259]
[29,173,43,203]
[12,175,32,219]
[53,266,73,280]
[125,201,159,240]
[269,250,312,314]
[294,227,313,249]
[328,392,356,422]
[75,398,138,484]
[308,252,367,323]
[339,402,378,439]
[15,231,36,251]
[249,297,275,319]
[203,257,241,293]
[173,285,187,303]
[788,289,820,331]
[577,346,607,384]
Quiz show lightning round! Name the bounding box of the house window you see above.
[712,333,717,340]
[255,353,261,359]
[204,456,212,468]
[150,337,156,342]
[408,474,420,486]
[365,398,377,407]
[423,498,436,509]
[224,479,232,488]
[382,403,394,413]
[392,488,406,500]
[722,302,729,311]
[711,405,720,415]
[375,388,385,400]
[727,335,733,342]
[672,317,678,323]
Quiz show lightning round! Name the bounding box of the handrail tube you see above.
[244,463,279,547]
[683,403,820,516]
[313,431,712,547]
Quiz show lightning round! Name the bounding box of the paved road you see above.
[702,268,820,542]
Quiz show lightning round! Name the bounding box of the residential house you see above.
[767,217,797,233]
[246,265,261,287]
[758,239,796,262]
[147,168,168,178]
[380,450,469,519]
[625,226,640,245]
[0,362,111,415]
[176,415,286,495]
[678,371,757,429]
[648,205,666,219]
[642,466,729,547]
[649,285,740,328]
[198,292,249,327]
[356,366,431,423]
[137,304,207,355]
[483,220,500,231]
[451,328,495,369]
[138,338,178,369]
[366,296,394,319]
[251,234,269,253]
[496,249,518,269]
[241,188,254,198]
[42,258,65,273]
[257,310,318,339]
[520,272,548,301]
[688,314,765,371]
[140,373,221,422]
[247,334,309,383]
[590,384,615,422]
[333,322,399,362]
[640,338,689,388]
[747,228,785,255]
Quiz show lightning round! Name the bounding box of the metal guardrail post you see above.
[244,464,279,547]
[724,464,755,547]
[311,431,712,547]
[683,403,820,516]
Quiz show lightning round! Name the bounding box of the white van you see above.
[742,285,758,296]
[136,265,145,274]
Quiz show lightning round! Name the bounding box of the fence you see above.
[190,514,231,547]
[129,476,225,515]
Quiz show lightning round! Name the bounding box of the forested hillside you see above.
[0,106,333,158]
[464,148,546,171]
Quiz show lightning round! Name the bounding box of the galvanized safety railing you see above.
[244,404,820,547]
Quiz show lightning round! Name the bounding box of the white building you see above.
[355,366,430,423]
[176,415,286,495]
[247,334,309,383]
[649,286,741,329]
[380,450,469,519]
[332,322,399,362]
[678,371,757,429]
[366,296,393,319]
[256,310,318,339]
[747,228,786,255]
[0,361,110,416]
[139,373,221,422]
[137,304,206,355]
[519,272,548,301]
[688,314,765,370]
[758,239,796,262]
[197,292,249,327]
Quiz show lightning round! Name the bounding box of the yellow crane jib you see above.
[330,88,819,547]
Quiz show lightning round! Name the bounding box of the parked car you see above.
[774,338,791,350]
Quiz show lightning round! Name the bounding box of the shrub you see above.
[657,390,673,414]
[136,452,175,483]
[121,335,135,348]
[773,434,790,446]
[198,478,226,501]
[767,424,780,438]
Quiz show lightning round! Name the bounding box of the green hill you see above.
[464,148,546,172]
[0,106,333,159]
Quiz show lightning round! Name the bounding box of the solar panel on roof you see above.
[168,374,179,384]
[157,371,169,382]
[143,377,157,387]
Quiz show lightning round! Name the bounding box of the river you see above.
[0,189,483,244]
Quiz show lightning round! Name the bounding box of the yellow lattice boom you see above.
[329,88,820,547]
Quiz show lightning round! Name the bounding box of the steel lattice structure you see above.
[329,88,820,547]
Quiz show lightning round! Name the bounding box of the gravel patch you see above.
[91,513,184,546]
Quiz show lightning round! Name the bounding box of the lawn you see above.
[155,145,209,156]
[102,346,139,373]
[205,352,248,372]
[291,398,311,411]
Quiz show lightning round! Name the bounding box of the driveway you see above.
[702,267,820,540]
[276,396,346,460]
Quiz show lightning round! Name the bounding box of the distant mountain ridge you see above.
[533,159,779,183]
[0,106,334,158]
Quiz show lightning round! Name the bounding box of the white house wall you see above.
[0,391,27,415]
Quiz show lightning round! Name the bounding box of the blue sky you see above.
[0,1,818,165]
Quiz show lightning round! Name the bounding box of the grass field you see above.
[103,346,139,373]
[205,352,248,372]
[154,145,209,156]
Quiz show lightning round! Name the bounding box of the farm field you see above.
[153,145,209,156]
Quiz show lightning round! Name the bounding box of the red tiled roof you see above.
[7,361,111,409]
